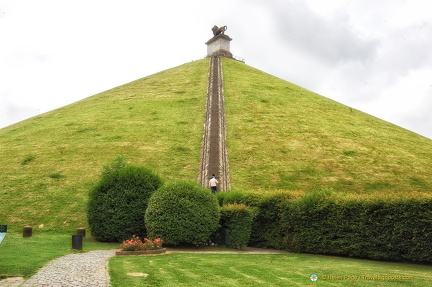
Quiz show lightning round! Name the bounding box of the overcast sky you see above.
[1,0,431,139]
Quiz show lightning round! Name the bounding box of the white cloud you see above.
[0,0,431,139]
[361,67,432,126]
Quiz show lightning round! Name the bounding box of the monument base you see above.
[208,49,233,58]
[206,34,233,58]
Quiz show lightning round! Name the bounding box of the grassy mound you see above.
[223,59,432,194]
[1,57,432,233]
[0,59,209,232]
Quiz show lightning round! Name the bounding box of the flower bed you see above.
[116,235,165,255]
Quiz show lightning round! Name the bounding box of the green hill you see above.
[223,59,432,194]
[1,58,432,233]
[0,59,209,232]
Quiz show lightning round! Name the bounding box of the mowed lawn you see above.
[1,233,430,285]
[0,233,118,278]
[110,253,431,286]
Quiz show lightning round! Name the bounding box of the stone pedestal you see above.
[205,34,233,58]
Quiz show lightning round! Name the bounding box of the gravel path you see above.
[0,250,115,287]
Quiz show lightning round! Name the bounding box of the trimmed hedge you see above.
[215,190,295,249]
[215,189,432,263]
[281,194,432,263]
[217,203,255,249]
[215,190,259,206]
[145,181,220,246]
[87,165,163,242]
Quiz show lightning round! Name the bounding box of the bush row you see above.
[282,193,432,263]
[217,190,432,263]
[87,158,432,263]
[88,160,220,245]
[216,203,255,249]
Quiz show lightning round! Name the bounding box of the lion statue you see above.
[212,25,227,36]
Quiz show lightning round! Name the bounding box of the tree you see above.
[88,163,163,242]
[145,181,220,246]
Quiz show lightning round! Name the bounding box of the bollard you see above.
[77,228,86,237]
[23,226,32,238]
[72,235,83,250]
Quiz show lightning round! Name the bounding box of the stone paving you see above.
[0,250,115,287]
[0,277,25,287]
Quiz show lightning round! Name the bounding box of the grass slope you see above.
[1,57,432,233]
[0,59,209,233]
[223,59,432,194]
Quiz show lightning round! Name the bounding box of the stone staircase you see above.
[198,57,230,191]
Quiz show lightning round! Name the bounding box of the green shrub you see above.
[215,190,248,206]
[248,192,291,249]
[219,189,432,264]
[145,181,220,246]
[280,195,432,263]
[88,164,163,242]
[217,203,255,249]
[215,190,264,206]
[102,154,127,175]
[152,185,432,264]
[216,190,298,249]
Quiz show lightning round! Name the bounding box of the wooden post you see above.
[23,226,32,238]
[77,228,86,237]
[72,235,83,250]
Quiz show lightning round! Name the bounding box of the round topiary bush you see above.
[145,181,220,246]
[88,165,163,242]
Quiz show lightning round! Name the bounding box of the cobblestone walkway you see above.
[0,250,115,287]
